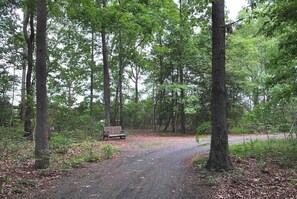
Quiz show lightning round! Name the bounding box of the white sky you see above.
[226,0,248,20]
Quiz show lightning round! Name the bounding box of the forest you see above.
[0,0,297,197]
[2,0,296,136]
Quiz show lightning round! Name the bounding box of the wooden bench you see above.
[103,126,126,140]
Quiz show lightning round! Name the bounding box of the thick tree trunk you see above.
[35,0,49,169]
[102,0,111,126]
[206,0,232,170]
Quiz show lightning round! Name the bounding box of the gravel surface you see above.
[26,134,283,199]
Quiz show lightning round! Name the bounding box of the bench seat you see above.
[103,126,126,140]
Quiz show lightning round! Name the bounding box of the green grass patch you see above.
[202,175,218,186]
[0,126,30,159]
[230,127,250,135]
[50,132,76,152]
[230,138,297,166]
[193,156,207,170]
[101,145,120,159]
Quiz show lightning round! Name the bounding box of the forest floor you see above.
[1,133,296,199]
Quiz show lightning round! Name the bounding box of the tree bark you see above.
[21,13,27,123]
[118,0,124,127]
[23,5,35,137]
[206,0,232,170]
[90,30,95,116]
[179,0,186,134]
[134,65,139,104]
[35,0,49,169]
[101,0,111,126]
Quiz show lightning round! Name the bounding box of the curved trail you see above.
[31,134,282,199]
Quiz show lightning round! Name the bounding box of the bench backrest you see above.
[104,126,122,134]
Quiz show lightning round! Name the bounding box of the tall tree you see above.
[206,0,232,170]
[179,0,186,134]
[90,29,95,116]
[118,0,124,127]
[23,0,35,137]
[101,0,111,126]
[35,0,49,169]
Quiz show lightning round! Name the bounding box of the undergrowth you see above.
[230,138,297,166]
[0,126,119,172]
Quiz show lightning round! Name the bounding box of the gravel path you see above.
[29,134,283,199]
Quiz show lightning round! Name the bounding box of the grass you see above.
[202,175,218,186]
[230,138,297,166]
[193,138,297,190]
[193,138,297,168]
[193,157,207,170]
[0,126,31,160]
[0,126,120,174]
[101,145,120,159]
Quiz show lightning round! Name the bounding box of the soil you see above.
[2,133,290,199]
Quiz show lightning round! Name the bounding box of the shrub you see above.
[50,133,75,154]
[230,138,297,166]
[196,122,212,135]
[277,124,291,132]
[230,127,249,135]
[101,145,119,159]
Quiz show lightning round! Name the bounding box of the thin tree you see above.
[90,29,95,116]
[206,0,232,170]
[101,0,111,126]
[35,0,49,169]
[118,0,124,127]
[179,0,186,134]
[23,0,35,137]
[21,12,27,123]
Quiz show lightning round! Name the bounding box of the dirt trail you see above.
[26,134,282,199]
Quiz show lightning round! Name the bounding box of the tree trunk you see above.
[102,0,111,126]
[9,67,16,128]
[21,13,27,123]
[153,80,156,132]
[206,0,232,170]
[135,65,139,104]
[113,85,119,125]
[252,87,259,107]
[90,30,95,116]
[35,0,49,169]
[118,1,124,127]
[23,6,35,137]
[179,0,186,134]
